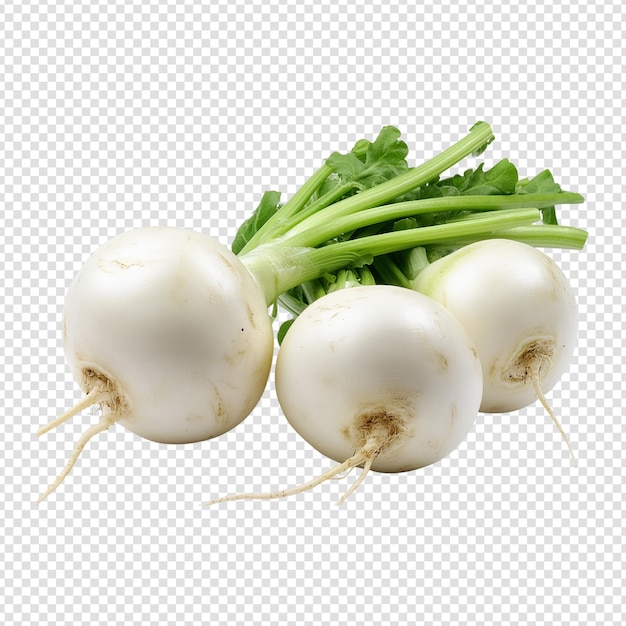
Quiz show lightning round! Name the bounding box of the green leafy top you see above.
[324,126,410,191]
[233,125,413,254]
[227,122,585,338]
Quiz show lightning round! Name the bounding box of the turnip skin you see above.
[62,227,274,444]
[205,285,483,505]
[38,227,274,501]
[412,238,578,461]
[276,285,482,473]
[413,239,577,411]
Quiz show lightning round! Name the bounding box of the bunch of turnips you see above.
[37,122,587,504]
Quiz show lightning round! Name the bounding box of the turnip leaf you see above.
[325,125,409,190]
[232,190,282,254]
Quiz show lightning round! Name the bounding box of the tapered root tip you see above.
[37,413,119,503]
[203,449,375,507]
[531,373,577,467]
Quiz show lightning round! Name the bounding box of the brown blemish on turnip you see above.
[434,352,448,373]
[449,403,457,429]
[505,338,556,383]
[211,384,229,426]
[245,302,257,330]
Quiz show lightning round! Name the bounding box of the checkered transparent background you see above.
[1,0,624,624]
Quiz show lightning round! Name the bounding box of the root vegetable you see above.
[205,285,483,505]
[37,227,274,501]
[412,238,578,463]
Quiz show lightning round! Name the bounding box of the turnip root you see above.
[37,227,274,501]
[205,285,483,505]
[412,238,578,463]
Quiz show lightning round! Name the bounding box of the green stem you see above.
[241,207,539,304]
[241,137,374,253]
[268,181,356,242]
[403,247,430,281]
[359,266,377,285]
[281,122,494,240]
[241,245,373,306]
[272,165,332,221]
[371,256,412,289]
[240,163,333,253]
[240,121,494,254]
[282,192,584,249]
[301,278,327,304]
[328,268,362,292]
[303,207,540,271]
[277,292,308,316]
[427,224,589,250]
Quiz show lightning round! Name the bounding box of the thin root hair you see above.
[37,388,109,437]
[537,352,554,376]
[203,435,386,507]
[330,464,357,481]
[37,412,120,503]
[530,369,577,467]
[335,456,375,505]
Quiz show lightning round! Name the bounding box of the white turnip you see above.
[412,238,578,463]
[38,227,274,501]
[205,285,483,505]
